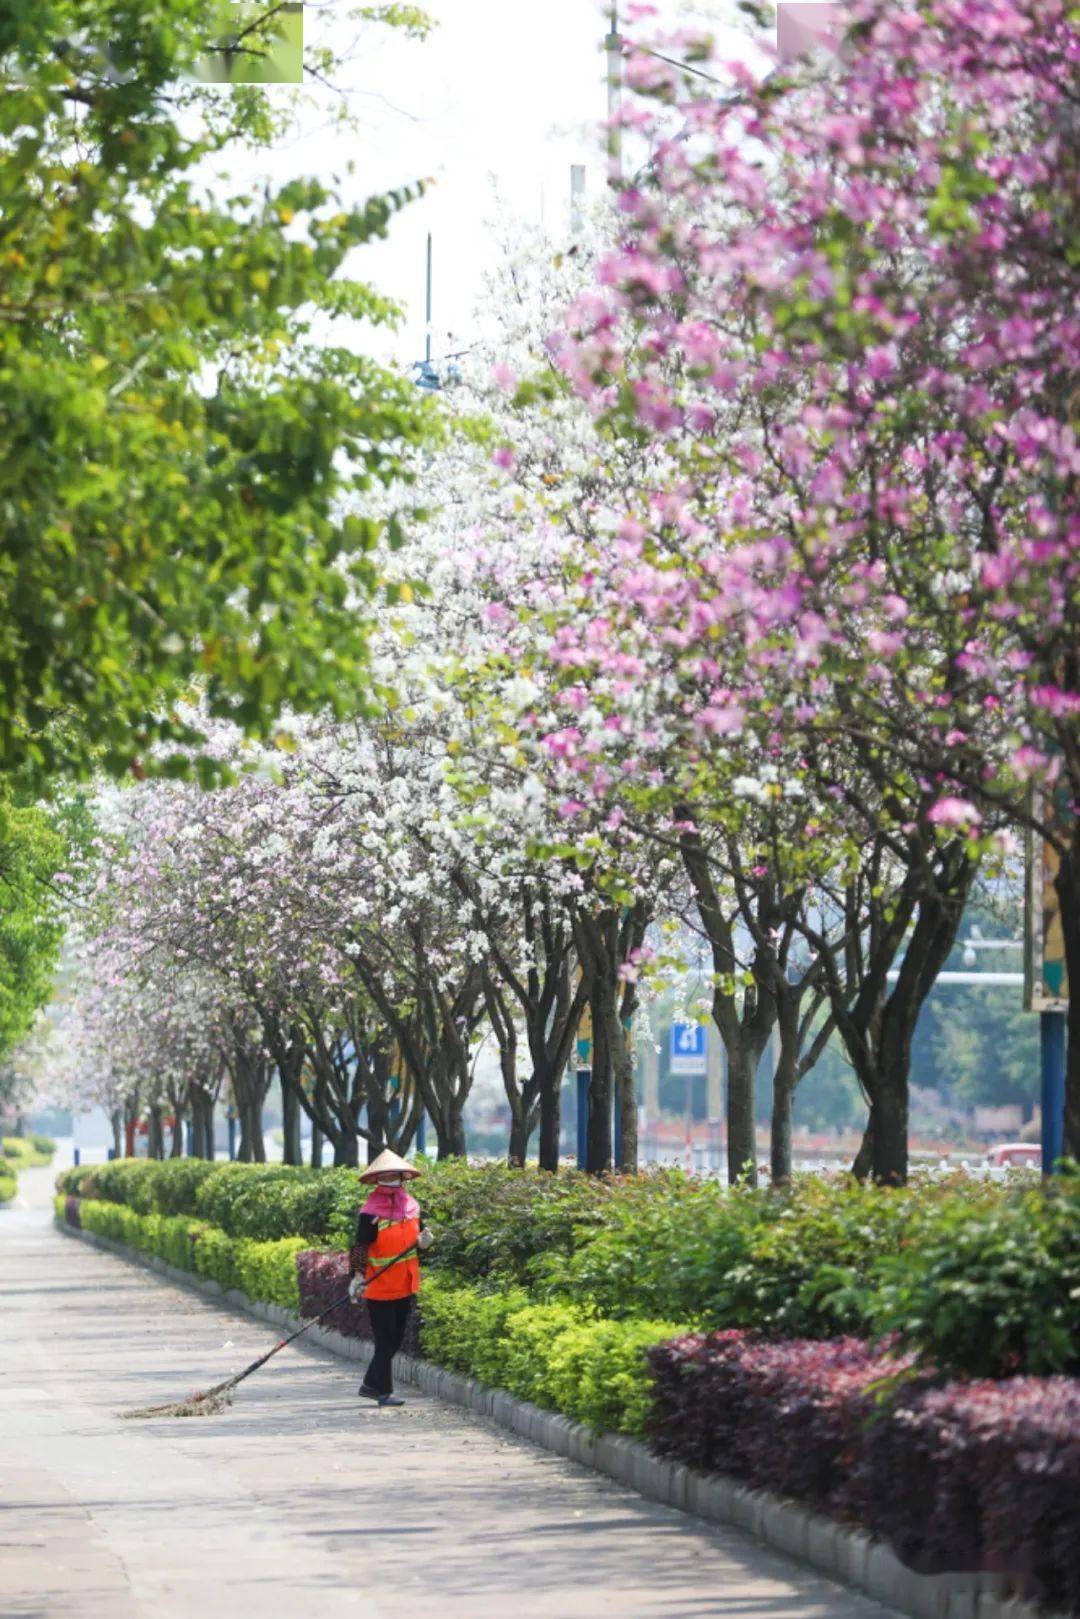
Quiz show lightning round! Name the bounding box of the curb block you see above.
[56,1218,1063,1619]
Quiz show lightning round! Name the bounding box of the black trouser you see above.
[363,1296,414,1395]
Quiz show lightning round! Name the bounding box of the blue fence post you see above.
[185,1120,193,1157]
[1041,1010,1066,1174]
[227,1115,237,1162]
[576,1037,591,1171]
[73,1146,80,1167]
[415,1113,426,1156]
[107,1146,116,1161]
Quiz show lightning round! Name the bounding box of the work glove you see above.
[348,1274,366,1303]
[418,1227,435,1253]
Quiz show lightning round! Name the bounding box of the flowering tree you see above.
[533,0,1079,1173]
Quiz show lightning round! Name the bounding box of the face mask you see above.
[379,1176,403,1189]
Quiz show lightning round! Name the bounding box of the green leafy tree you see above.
[0,0,436,788]
[0,798,66,1098]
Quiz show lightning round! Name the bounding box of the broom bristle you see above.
[120,1380,235,1419]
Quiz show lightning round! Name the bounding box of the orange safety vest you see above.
[364,1214,420,1301]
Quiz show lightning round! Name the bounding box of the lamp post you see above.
[884,931,1066,1167]
[576,1002,592,1171]
[606,4,622,188]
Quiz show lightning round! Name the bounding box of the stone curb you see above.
[56,1218,1061,1619]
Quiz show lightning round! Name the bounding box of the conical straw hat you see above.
[359,1147,421,1183]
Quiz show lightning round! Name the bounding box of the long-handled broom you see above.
[121,1247,415,1419]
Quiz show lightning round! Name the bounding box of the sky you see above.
[224,0,762,370]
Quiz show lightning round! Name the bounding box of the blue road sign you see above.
[669,1021,707,1075]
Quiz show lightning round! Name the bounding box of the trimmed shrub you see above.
[419,1275,679,1436]
[646,1327,1080,1610]
[3,1135,53,1170]
[647,1329,918,1507]
[870,1171,1080,1375]
[417,1158,623,1283]
[859,1378,1080,1609]
[53,1157,1080,1378]
[295,1247,423,1355]
[233,1236,305,1312]
[57,1159,361,1242]
[194,1163,358,1244]
[0,1168,15,1203]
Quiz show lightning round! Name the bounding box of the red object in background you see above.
[985,1143,1041,1168]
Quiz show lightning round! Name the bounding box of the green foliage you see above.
[417,1157,622,1282]
[0,798,66,1073]
[58,1156,1078,1375]
[58,1158,360,1241]
[0,0,439,788]
[870,1169,1080,1376]
[194,1162,357,1243]
[3,1135,55,1169]
[233,1236,306,1310]
[419,1276,679,1436]
[0,1167,16,1203]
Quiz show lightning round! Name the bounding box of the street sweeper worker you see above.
[347,1148,433,1407]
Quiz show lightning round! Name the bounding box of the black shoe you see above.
[358,1384,381,1402]
[379,1394,406,1408]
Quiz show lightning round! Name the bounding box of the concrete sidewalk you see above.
[1,1167,902,1619]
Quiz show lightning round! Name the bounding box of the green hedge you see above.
[3,1135,54,1170]
[54,1156,1080,1374]
[0,1167,16,1203]
[869,1167,1080,1376]
[65,1194,304,1312]
[57,1159,358,1244]
[417,1275,680,1436]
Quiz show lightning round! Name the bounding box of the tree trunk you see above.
[169,1110,184,1158]
[770,998,803,1184]
[237,1108,250,1162]
[587,982,613,1173]
[366,1091,389,1160]
[614,1014,637,1174]
[726,1046,756,1185]
[770,1074,793,1185]
[770,1065,794,1184]
[435,1110,467,1159]
[333,1132,359,1167]
[310,1125,323,1168]
[1055,836,1080,1160]
[110,1110,123,1160]
[248,1095,266,1162]
[537,1063,562,1172]
[507,1108,532,1167]
[147,1105,164,1160]
[191,1091,212,1159]
[281,1072,302,1166]
[871,1057,908,1185]
[851,1110,875,1180]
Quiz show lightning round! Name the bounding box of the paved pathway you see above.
[1,1165,903,1619]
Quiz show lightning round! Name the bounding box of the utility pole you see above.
[425,230,433,368]
[605,3,622,188]
[570,162,586,232]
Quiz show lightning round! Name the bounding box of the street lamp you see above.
[410,233,463,394]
